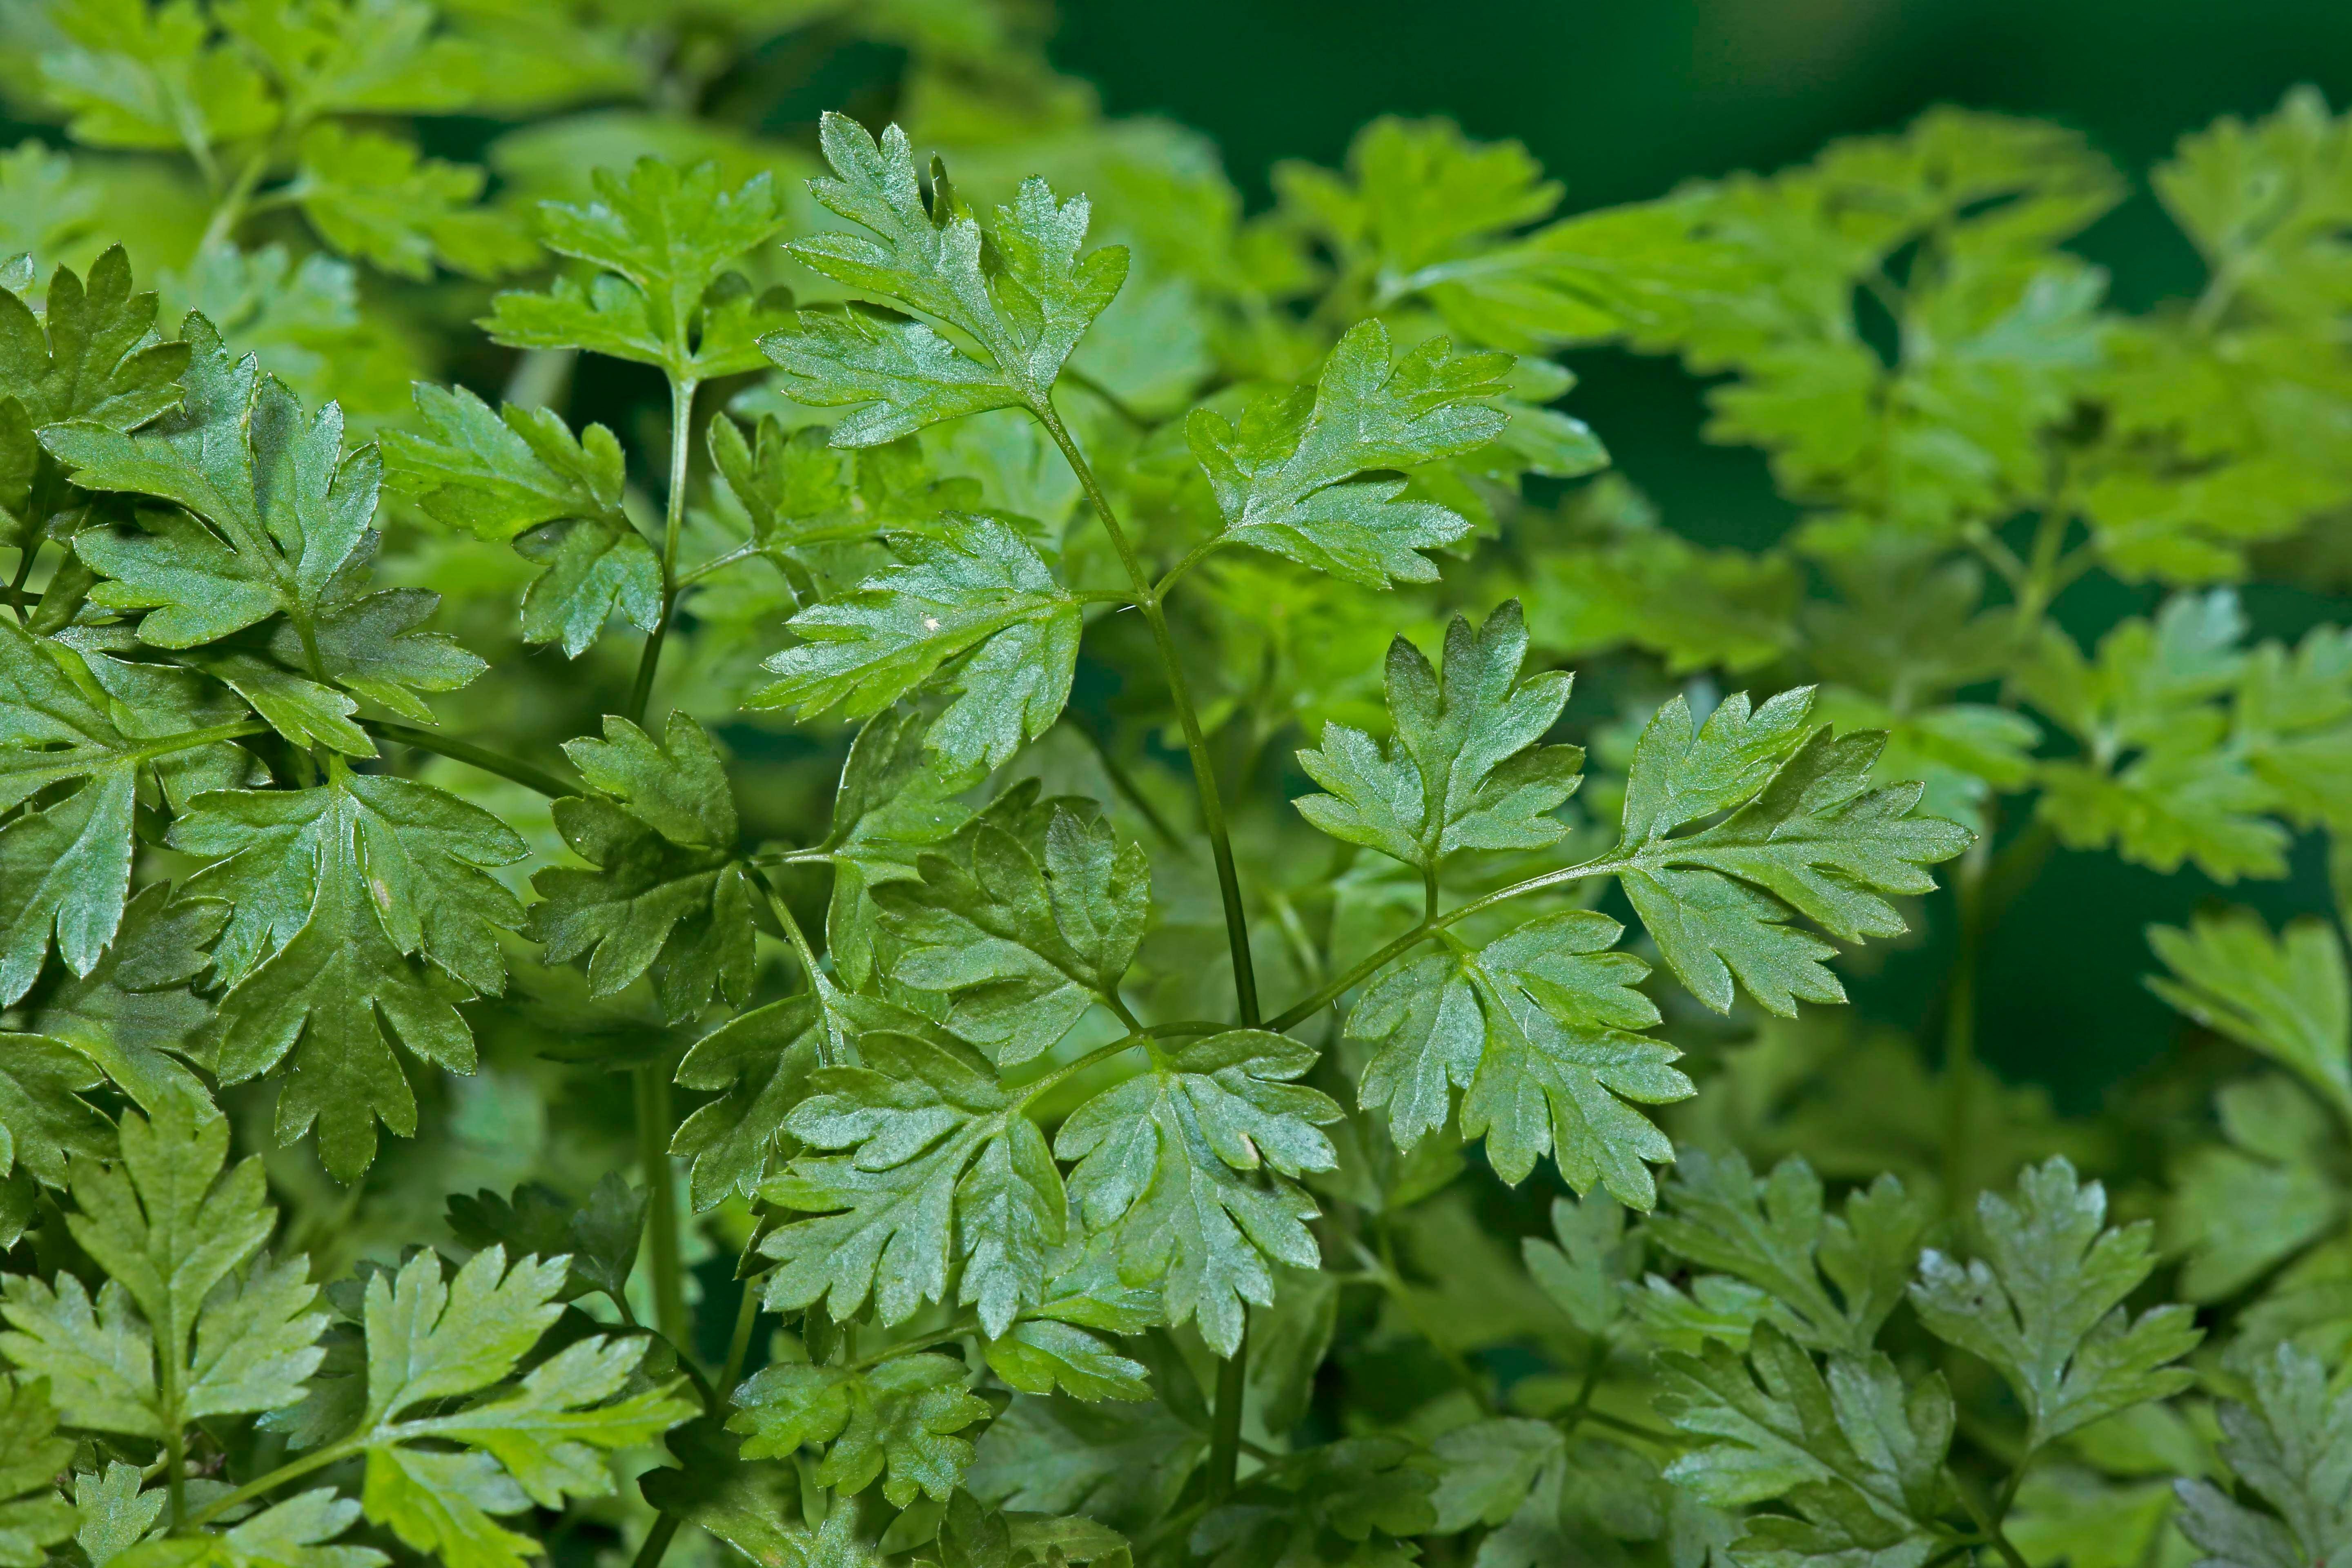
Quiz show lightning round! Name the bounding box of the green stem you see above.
[361,719,578,799]
[719,1272,763,1399]
[8,539,36,625]
[131,719,272,764]
[630,1516,683,1568]
[1262,849,1633,1033]
[198,136,278,251]
[1034,401,1259,1028]
[182,1437,363,1530]
[164,1423,186,1531]
[1579,1408,1688,1447]
[1153,535,1231,599]
[1952,1475,2034,1568]
[1942,839,1988,1209]
[628,376,699,727]
[745,861,825,983]
[1207,1316,1250,1501]
[635,1064,689,1351]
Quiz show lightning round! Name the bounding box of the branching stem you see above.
[362,719,578,799]
[628,375,700,726]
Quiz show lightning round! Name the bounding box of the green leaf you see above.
[2174,1344,2352,1568]
[1190,1436,1437,1568]
[0,245,189,548]
[1521,1191,1638,1336]
[0,1031,111,1194]
[290,125,532,281]
[1430,1420,1673,1561]
[821,708,976,993]
[1909,1156,2201,1448]
[2023,592,2287,883]
[1056,1029,1340,1356]
[174,765,527,1179]
[337,1246,695,1568]
[751,513,1080,773]
[446,1173,646,1306]
[1187,318,1508,586]
[24,884,226,1110]
[967,1394,1205,1534]
[764,113,1127,440]
[729,1352,995,1508]
[1657,1325,1951,1564]
[112,1491,385,1568]
[0,1104,325,1441]
[635,1418,808,1568]
[981,1217,1159,1404]
[72,1461,165,1568]
[2147,908,2352,1126]
[1346,910,1690,1207]
[867,786,1146,1065]
[757,1022,1062,1336]
[671,980,874,1211]
[49,316,369,646]
[2164,1078,2344,1301]
[0,1374,74,1568]
[0,618,249,1002]
[530,712,755,1023]
[1645,1150,1931,1356]
[1276,116,1561,320]
[1519,476,1802,676]
[380,383,659,658]
[483,158,790,379]
[28,0,275,154]
[1295,599,1579,871]
[1610,686,1972,1015]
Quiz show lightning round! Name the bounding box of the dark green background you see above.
[1050,0,2352,1110]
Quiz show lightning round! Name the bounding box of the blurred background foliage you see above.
[1050,0,2352,1110]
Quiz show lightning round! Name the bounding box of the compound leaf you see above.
[764,113,1126,439]
[757,1022,1060,1336]
[380,384,659,657]
[0,1104,325,1441]
[0,1374,74,1568]
[1188,318,1508,586]
[729,1353,993,1508]
[751,513,1080,774]
[2174,1344,2352,1568]
[868,786,1146,1066]
[175,766,527,1179]
[1347,909,1690,1207]
[1056,1029,1340,1356]
[1296,599,1579,870]
[2147,908,2352,1127]
[1612,687,1971,1015]
[530,713,754,1023]
[1910,1157,2201,1448]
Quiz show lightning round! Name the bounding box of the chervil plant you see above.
[0,4,2350,1566]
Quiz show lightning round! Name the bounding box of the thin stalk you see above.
[362,719,577,799]
[719,1273,763,1399]
[1941,840,1989,1209]
[198,136,278,251]
[629,1517,683,1568]
[183,1437,362,1530]
[164,1422,186,1530]
[627,376,699,726]
[1263,849,1635,1033]
[635,1064,689,1351]
[1952,1477,2034,1568]
[8,540,36,625]
[1578,1408,1689,1448]
[1207,1316,1250,1501]
[1033,401,1259,1028]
